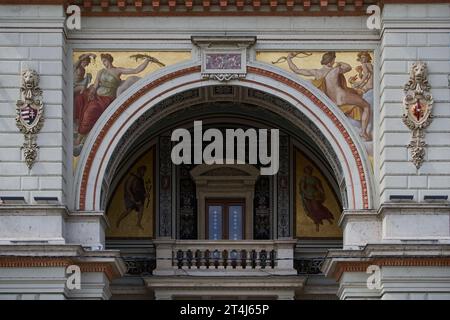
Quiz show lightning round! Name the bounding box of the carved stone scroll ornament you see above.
[16,69,44,169]
[203,73,246,82]
[402,62,434,169]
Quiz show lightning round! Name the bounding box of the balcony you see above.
[144,239,304,299]
[152,239,298,276]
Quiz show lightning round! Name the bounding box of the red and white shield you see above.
[18,103,41,129]
[403,96,432,127]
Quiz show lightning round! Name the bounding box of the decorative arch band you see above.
[78,65,369,211]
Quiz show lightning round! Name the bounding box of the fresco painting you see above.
[106,148,155,238]
[295,149,342,238]
[257,51,374,165]
[72,51,191,167]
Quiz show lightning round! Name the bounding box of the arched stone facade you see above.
[2,1,450,301]
[74,62,374,213]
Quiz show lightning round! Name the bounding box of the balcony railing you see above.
[152,240,298,275]
[175,248,276,269]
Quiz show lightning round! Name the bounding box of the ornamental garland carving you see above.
[16,69,44,169]
[402,62,434,169]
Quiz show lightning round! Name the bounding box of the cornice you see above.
[338,209,378,227]
[0,206,110,229]
[3,0,378,16]
[322,243,450,280]
[67,210,110,229]
[0,245,127,280]
[0,257,122,280]
[339,203,450,227]
[4,1,450,19]
[330,257,450,281]
[145,275,307,290]
[0,205,69,216]
[377,202,450,217]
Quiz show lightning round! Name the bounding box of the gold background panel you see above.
[106,148,155,238]
[295,149,342,238]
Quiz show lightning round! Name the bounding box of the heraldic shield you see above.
[402,94,433,130]
[16,101,43,133]
[15,69,45,169]
[402,61,434,169]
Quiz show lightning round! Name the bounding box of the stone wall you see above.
[0,2,449,300]
[379,3,450,203]
[0,5,69,205]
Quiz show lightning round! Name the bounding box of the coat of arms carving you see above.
[16,69,44,169]
[402,62,433,169]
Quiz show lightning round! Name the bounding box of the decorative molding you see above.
[277,135,290,238]
[191,164,260,180]
[79,65,370,211]
[0,257,72,268]
[15,0,386,16]
[123,257,156,276]
[16,69,44,169]
[78,263,119,281]
[294,258,324,275]
[203,73,245,82]
[0,257,121,281]
[254,176,272,240]
[159,136,172,237]
[331,258,450,281]
[178,164,197,240]
[402,62,434,169]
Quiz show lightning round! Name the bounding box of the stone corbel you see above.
[402,62,434,169]
[16,69,44,169]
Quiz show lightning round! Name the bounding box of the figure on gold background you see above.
[73,53,96,138]
[349,51,374,94]
[74,53,96,94]
[73,53,162,156]
[286,51,372,141]
[115,166,152,229]
[299,165,334,232]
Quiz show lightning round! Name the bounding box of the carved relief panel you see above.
[16,69,44,169]
[402,62,434,169]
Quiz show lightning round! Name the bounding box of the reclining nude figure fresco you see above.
[286,51,373,142]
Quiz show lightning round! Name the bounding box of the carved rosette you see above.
[16,69,44,169]
[402,62,433,169]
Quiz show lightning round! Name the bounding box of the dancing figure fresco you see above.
[72,51,191,166]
